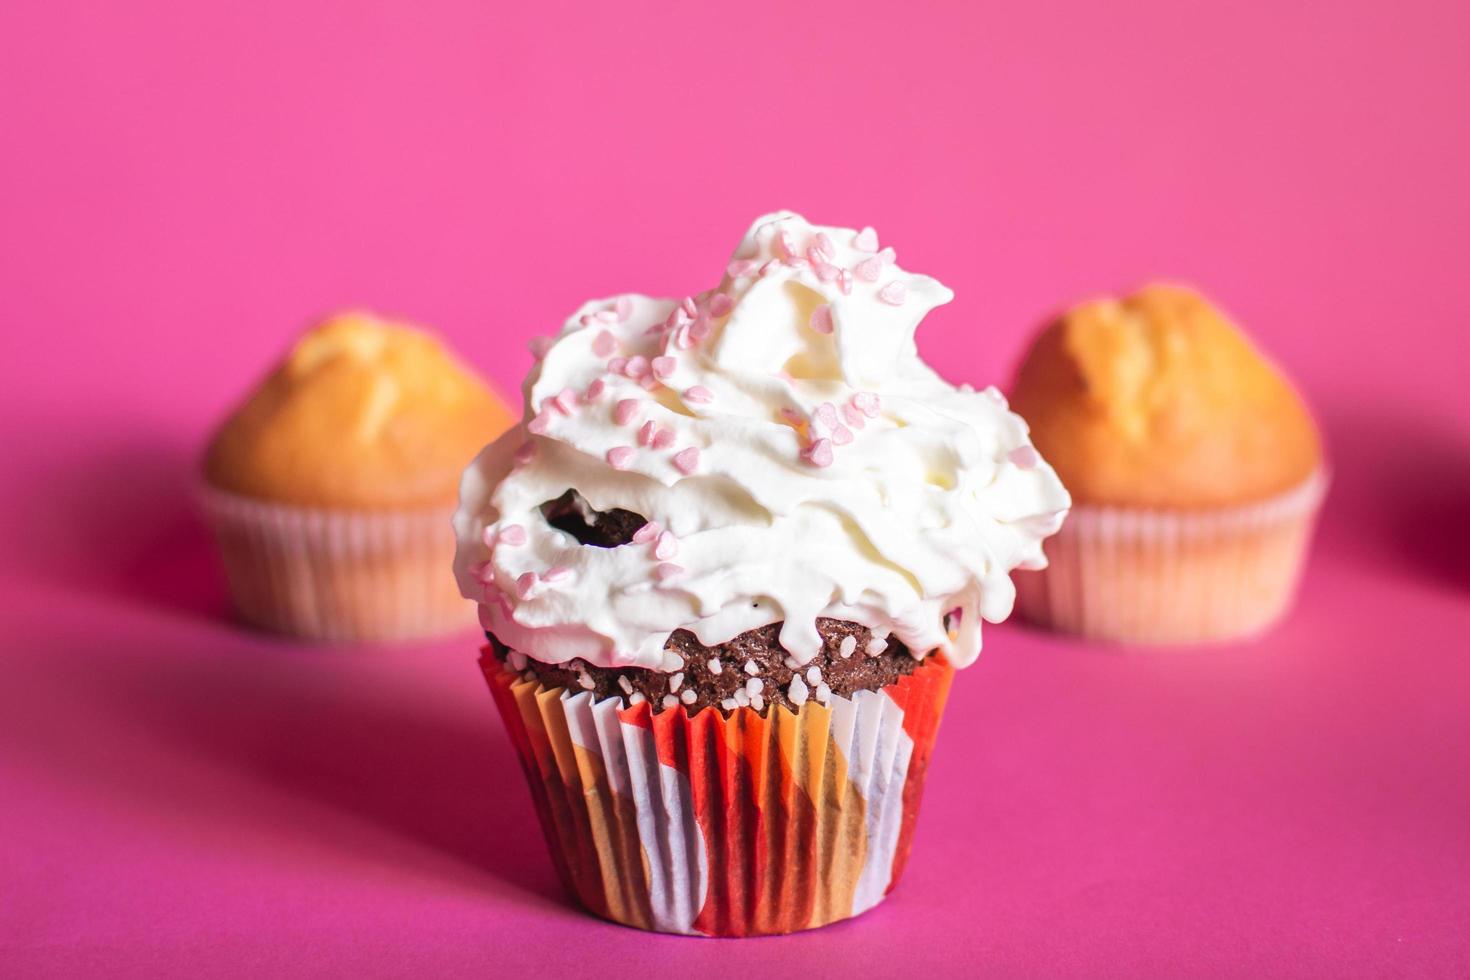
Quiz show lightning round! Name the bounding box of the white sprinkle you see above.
[743,660,759,676]
[707,658,723,675]
[661,651,685,672]
[629,692,646,705]
[577,671,595,690]
[788,676,809,707]
[721,698,739,711]
[783,656,800,670]
[866,637,887,656]
[750,694,765,712]
[745,677,764,696]
[734,689,751,708]
[669,672,685,693]
[838,636,857,659]
[815,683,832,704]
[805,666,822,686]
[508,651,528,672]
[617,676,633,695]
[680,689,697,705]
[662,694,679,710]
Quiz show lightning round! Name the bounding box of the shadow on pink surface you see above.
[1318,409,1470,594]
[9,616,567,912]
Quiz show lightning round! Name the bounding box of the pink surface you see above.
[2,1,1468,976]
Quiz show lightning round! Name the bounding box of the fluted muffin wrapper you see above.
[1014,470,1329,644]
[199,485,475,642]
[484,650,954,936]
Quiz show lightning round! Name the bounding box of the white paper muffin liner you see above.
[1014,470,1328,644]
[199,485,475,642]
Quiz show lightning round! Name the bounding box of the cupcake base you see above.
[1014,471,1328,644]
[200,485,475,642]
[485,650,953,936]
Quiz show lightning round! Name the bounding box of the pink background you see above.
[2,1,1468,976]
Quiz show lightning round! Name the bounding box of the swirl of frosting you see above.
[453,212,1070,671]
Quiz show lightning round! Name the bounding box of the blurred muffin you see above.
[1009,284,1327,643]
[202,311,514,641]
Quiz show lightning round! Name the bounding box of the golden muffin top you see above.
[205,311,515,509]
[1009,284,1322,509]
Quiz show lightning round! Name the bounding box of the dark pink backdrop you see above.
[2,2,1468,976]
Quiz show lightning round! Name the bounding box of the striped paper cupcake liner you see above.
[1014,470,1329,644]
[484,650,954,936]
[199,485,476,642]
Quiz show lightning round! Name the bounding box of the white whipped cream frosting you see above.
[454,212,1070,672]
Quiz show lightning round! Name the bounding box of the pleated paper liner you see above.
[484,649,954,936]
[199,484,476,642]
[1014,470,1328,644]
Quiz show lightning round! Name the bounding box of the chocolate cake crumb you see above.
[539,489,646,548]
[489,618,929,716]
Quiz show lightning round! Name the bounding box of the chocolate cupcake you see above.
[454,212,1070,935]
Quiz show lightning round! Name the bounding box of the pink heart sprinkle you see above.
[727,258,757,278]
[578,314,596,328]
[852,391,882,417]
[803,438,834,468]
[515,572,539,599]
[812,260,840,282]
[584,378,606,401]
[813,232,835,258]
[651,426,675,450]
[854,256,883,282]
[709,293,734,317]
[842,404,866,428]
[838,269,853,295]
[592,330,617,357]
[831,423,854,446]
[688,317,712,342]
[852,226,879,252]
[674,325,694,350]
[637,420,657,447]
[685,385,713,404]
[607,446,636,469]
[878,281,907,305]
[615,296,633,321]
[526,412,551,435]
[632,521,662,544]
[1008,445,1040,470]
[513,442,536,465]
[810,305,834,334]
[547,388,577,415]
[542,566,574,584]
[595,309,618,324]
[672,447,701,475]
[499,524,528,546]
[607,356,628,374]
[681,296,698,317]
[638,374,660,391]
[528,336,553,358]
[778,230,797,258]
[614,399,640,426]
[655,530,679,560]
[651,356,676,379]
[624,355,650,378]
[815,402,839,427]
[655,562,684,582]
